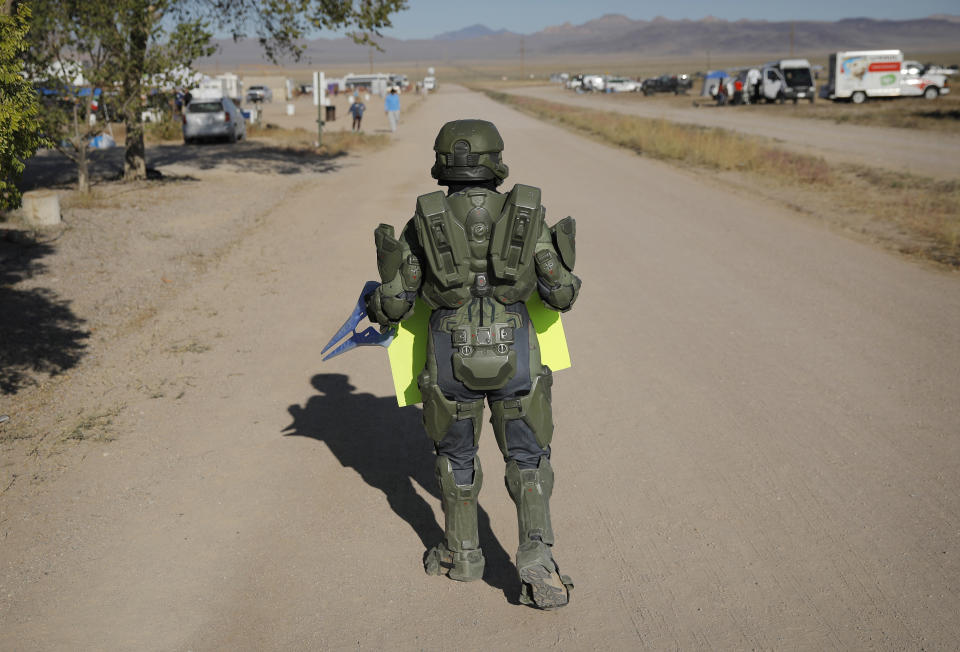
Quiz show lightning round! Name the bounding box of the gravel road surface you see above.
[2,85,959,650]
[503,84,960,180]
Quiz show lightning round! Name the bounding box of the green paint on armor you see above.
[506,457,572,608]
[551,216,577,270]
[374,223,403,282]
[431,119,509,184]
[490,185,542,282]
[424,456,485,582]
[490,368,555,456]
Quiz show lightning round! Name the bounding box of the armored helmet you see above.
[430,119,509,185]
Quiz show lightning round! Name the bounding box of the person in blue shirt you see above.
[384,88,400,133]
[348,98,366,132]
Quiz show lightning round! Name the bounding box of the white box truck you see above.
[823,50,950,103]
[824,50,902,103]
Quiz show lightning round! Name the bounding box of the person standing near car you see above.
[349,98,366,132]
[384,87,400,133]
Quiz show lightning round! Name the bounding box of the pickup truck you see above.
[641,74,692,96]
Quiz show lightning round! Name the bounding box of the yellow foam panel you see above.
[388,295,571,407]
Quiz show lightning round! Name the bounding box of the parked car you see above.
[605,77,640,92]
[182,97,246,144]
[423,76,437,91]
[245,85,273,103]
[641,74,692,95]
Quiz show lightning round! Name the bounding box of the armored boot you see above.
[505,457,574,609]
[424,456,485,582]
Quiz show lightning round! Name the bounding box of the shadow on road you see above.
[0,231,88,394]
[21,140,345,191]
[283,373,519,602]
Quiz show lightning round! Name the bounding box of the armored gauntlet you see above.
[365,223,422,325]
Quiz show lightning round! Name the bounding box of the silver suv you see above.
[182,97,246,144]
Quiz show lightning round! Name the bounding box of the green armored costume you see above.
[366,120,581,609]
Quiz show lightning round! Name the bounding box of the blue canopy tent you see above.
[700,70,731,97]
[39,85,102,98]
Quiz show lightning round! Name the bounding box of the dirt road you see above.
[503,84,960,180]
[2,85,959,650]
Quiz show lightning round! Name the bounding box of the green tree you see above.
[0,2,47,210]
[20,0,119,194]
[23,0,217,186]
[104,0,409,181]
[25,0,407,183]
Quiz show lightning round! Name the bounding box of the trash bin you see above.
[325,105,336,121]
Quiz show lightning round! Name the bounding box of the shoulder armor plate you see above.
[490,184,543,282]
[374,223,403,282]
[551,217,576,270]
[414,191,471,289]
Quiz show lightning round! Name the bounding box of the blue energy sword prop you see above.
[321,280,397,361]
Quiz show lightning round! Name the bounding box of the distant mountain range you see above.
[198,14,960,67]
[434,24,511,40]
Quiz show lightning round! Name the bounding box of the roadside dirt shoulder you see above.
[0,142,349,494]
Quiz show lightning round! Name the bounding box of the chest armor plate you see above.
[414,184,543,309]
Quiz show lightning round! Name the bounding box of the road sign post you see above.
[313,71,326,146]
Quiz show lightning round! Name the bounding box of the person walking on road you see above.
[384,88,400,133]
[348,98,366,132]
[362,119,581,609]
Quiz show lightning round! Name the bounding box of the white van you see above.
[760,59,816,103]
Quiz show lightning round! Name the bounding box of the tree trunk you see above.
[123,119,146,180]
[70,101,90,194]
[122,8,149,181]
[77,143,89,194]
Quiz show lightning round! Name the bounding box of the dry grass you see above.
[245,123,390,155]
[167,339,211,354]
[144,120,183,143]
[736,94,960,134]
[60,187,109,210]
[483,89,833,185]
[62,404,125,443]
[481,88,960,267]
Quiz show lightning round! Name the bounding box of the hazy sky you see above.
[378,0,957,40]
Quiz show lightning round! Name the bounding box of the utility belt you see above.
[451,323,515,356]
[450,322,518,391]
